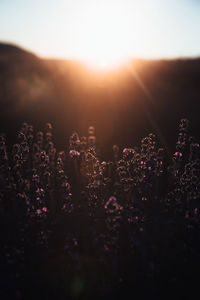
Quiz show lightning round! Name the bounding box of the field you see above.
[1,44,200,299]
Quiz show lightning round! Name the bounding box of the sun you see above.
[70,0,143,70]
[43,0,153,69]
[83,56,128,71]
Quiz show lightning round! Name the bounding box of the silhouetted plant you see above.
[1,118,200,300]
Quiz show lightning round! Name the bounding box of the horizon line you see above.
[1,40,200,62]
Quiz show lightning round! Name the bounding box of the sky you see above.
[0,0,200,63]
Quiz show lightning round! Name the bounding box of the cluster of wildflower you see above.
[103,196,123,253]
[56,151,73,213]
[69,126,109,217]
[166,120,200,215]
[1,118,200,299]
[0,122,72,221]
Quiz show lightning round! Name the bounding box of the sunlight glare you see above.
[70,0,145,70]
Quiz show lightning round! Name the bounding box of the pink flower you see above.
[36,209,42,215]
[42,207,47,212]
[175,152,182,157]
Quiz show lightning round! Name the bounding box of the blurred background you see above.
[0,0,200,158]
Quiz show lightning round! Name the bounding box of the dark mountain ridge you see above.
[0,42,200,157]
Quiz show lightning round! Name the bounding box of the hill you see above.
[0,42,200,157]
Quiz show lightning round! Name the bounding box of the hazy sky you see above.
[0,0,200,61]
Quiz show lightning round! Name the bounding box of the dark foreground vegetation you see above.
[1,119,200,300]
